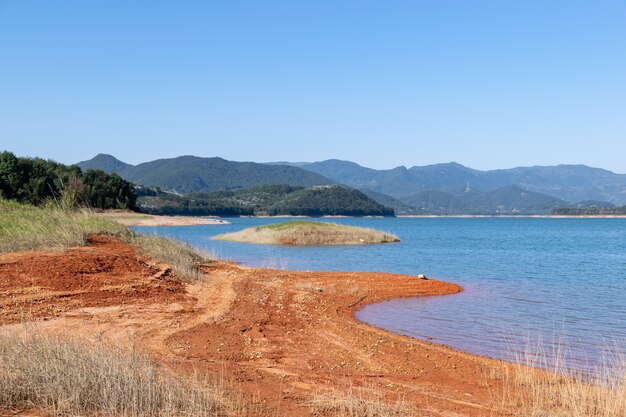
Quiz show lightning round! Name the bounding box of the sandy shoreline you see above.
[0,237,516,416]
[93,210,231,226]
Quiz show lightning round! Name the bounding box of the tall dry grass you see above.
[499,339,626,417]
[0,331,256,417]
[261,256,290,270]
[132,234,207,282]
[213,220,399,246]
[309,386,415,417]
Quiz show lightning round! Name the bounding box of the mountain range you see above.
[78,154,331,194]
[77,154,626,215]
[296,159,626,204]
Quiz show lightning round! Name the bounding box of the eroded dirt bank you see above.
[0,237,510,416]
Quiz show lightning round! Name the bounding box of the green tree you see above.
[0,151,24,199]
[82,169,137,210]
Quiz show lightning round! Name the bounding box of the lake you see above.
[134,217,626,370]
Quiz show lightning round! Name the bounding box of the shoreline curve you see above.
[1,237,513,417]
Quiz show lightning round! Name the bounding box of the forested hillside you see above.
[137,185,394,216]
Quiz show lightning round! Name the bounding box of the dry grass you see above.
[499,340,626,417]
[294,281,325,293]
[0,331,257,417]
[212,220,399,246]
[309,386,415,417]
[260,256,290,270]
[132,234,208,282]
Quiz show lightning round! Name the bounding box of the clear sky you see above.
[1,1,625,172]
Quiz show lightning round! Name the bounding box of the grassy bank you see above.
[0,199,205,281]
[212,220,399,246]
[0,199,130,252]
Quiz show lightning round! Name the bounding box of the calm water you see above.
[135,217,626,369]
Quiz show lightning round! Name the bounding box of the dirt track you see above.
[0,237,510,416]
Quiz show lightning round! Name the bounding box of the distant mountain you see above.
[78,154,333,194]
[137,184,394,217]
[470,165,626,204]
[77,153,133,175]
[297,160,626,204]
[398,185,568,215]
[301,159,423,197]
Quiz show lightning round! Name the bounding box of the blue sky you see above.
[1,1,625,172]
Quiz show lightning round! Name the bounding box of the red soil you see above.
[0,236,185,325]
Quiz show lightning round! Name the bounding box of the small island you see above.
[211,220,400,246]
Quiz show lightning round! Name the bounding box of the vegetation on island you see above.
[0,151,136,210]
[212,220,400,246]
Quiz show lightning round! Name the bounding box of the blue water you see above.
[134,217,626,369]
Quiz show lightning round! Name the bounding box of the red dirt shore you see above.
[0,237,511,416]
